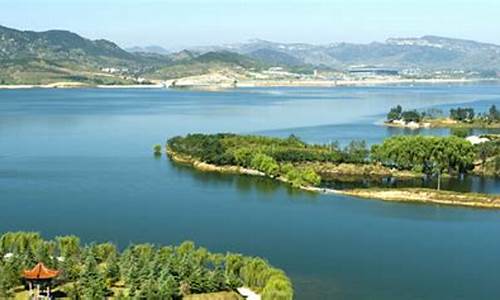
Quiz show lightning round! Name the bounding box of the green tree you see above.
[56,235,81,259]
[251,153,280,177]
[343,140,369,163]
[0,264,16,298]
[261,275,293,300]
[153,144,162,156]
[158,273,178,299]
[489,104,499,121]
[386,105,402,121]
[79,254,107,299]
[476,141,496,166]
[105,251,121,286]
[450,107,475,121]
[451,128,470,138]
[401,110,421,122]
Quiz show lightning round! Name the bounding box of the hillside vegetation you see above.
[0,232,293,299]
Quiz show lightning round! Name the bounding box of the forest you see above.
[0,232,293,299]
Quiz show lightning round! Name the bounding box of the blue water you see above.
[1,85,500,299]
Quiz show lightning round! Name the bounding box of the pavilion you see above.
[22,262,60,299]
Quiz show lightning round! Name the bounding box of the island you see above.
[0,232,293,299]
[384,104,500,129]
[164,133,500,209]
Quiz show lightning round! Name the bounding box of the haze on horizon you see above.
[1,0,499,50]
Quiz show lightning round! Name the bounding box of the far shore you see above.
[166,149,500,209]
[1,78,498,90]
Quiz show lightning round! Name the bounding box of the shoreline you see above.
[384,119,500,129]
[1,78,497,90]
[167,149,500,209]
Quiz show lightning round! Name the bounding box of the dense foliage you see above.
[449,107,475,121]
[167,134,371,187]
[168,133,491,188]
[386,104,499,124]
[0,232,293,299]
[371,135,476,175]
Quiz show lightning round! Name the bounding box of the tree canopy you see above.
[0,232,293,299]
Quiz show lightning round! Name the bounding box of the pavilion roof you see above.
[22,262,59,280]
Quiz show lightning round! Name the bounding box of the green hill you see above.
[0,25,169,85]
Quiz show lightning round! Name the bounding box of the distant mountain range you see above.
[125,45,170,55]
[1,24,499,85]
[191,37,500,71]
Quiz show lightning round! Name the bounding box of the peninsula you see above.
[164,133,500,209]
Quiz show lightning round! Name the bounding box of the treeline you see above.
[0,232,292,300]
[167,133,487,188]
[371,135,475,175]
[386,104,499,123]
[167,134,370,187]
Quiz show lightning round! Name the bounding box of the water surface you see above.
[1,85,500,299]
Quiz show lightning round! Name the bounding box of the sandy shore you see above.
[339,188,500,209]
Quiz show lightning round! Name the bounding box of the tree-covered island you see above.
[0,232,293,299]
[384,104,500,128]
[165,133,500,208]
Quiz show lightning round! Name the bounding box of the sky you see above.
[1,0,499,50]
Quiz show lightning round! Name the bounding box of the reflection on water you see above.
[322,175,500,194]
[170,161,318,200]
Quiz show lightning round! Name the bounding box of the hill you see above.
[195,36,500,72]
[148,50,267,80]
[1,24,499,86]
[0,25,169,85]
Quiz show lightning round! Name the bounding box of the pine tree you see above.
[79,254,107,299]
[158,273,178,300]
[0,265,14,298]
[105,251,121,287]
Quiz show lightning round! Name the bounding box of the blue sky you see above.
[1,0,498,49]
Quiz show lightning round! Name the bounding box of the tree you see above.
[261,275,293,300]
[79,254,107,299]
[105,251,120,286]
[476,141,496,166]
[489,105,499,122]
[451,128,469,138]
[401,110,421,122]
[251,154,280,177]
[0,264,16,298]
[450,107,475,121]
[153,144,162,156]
[158,273,178,299]
[387,105,402,121]
[343,140,369,163]
[56,235,81,259]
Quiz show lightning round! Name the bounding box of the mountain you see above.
[192,36,500,72]
[0,25,170,85]
[1,24,499,85]
[126,45,170,55]
[0,25,135,62]
[148,50,266,80]
[247,48,303,66]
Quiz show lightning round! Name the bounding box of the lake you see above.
[1,84,500,299]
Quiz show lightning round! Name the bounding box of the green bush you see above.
[153,144,162,155]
